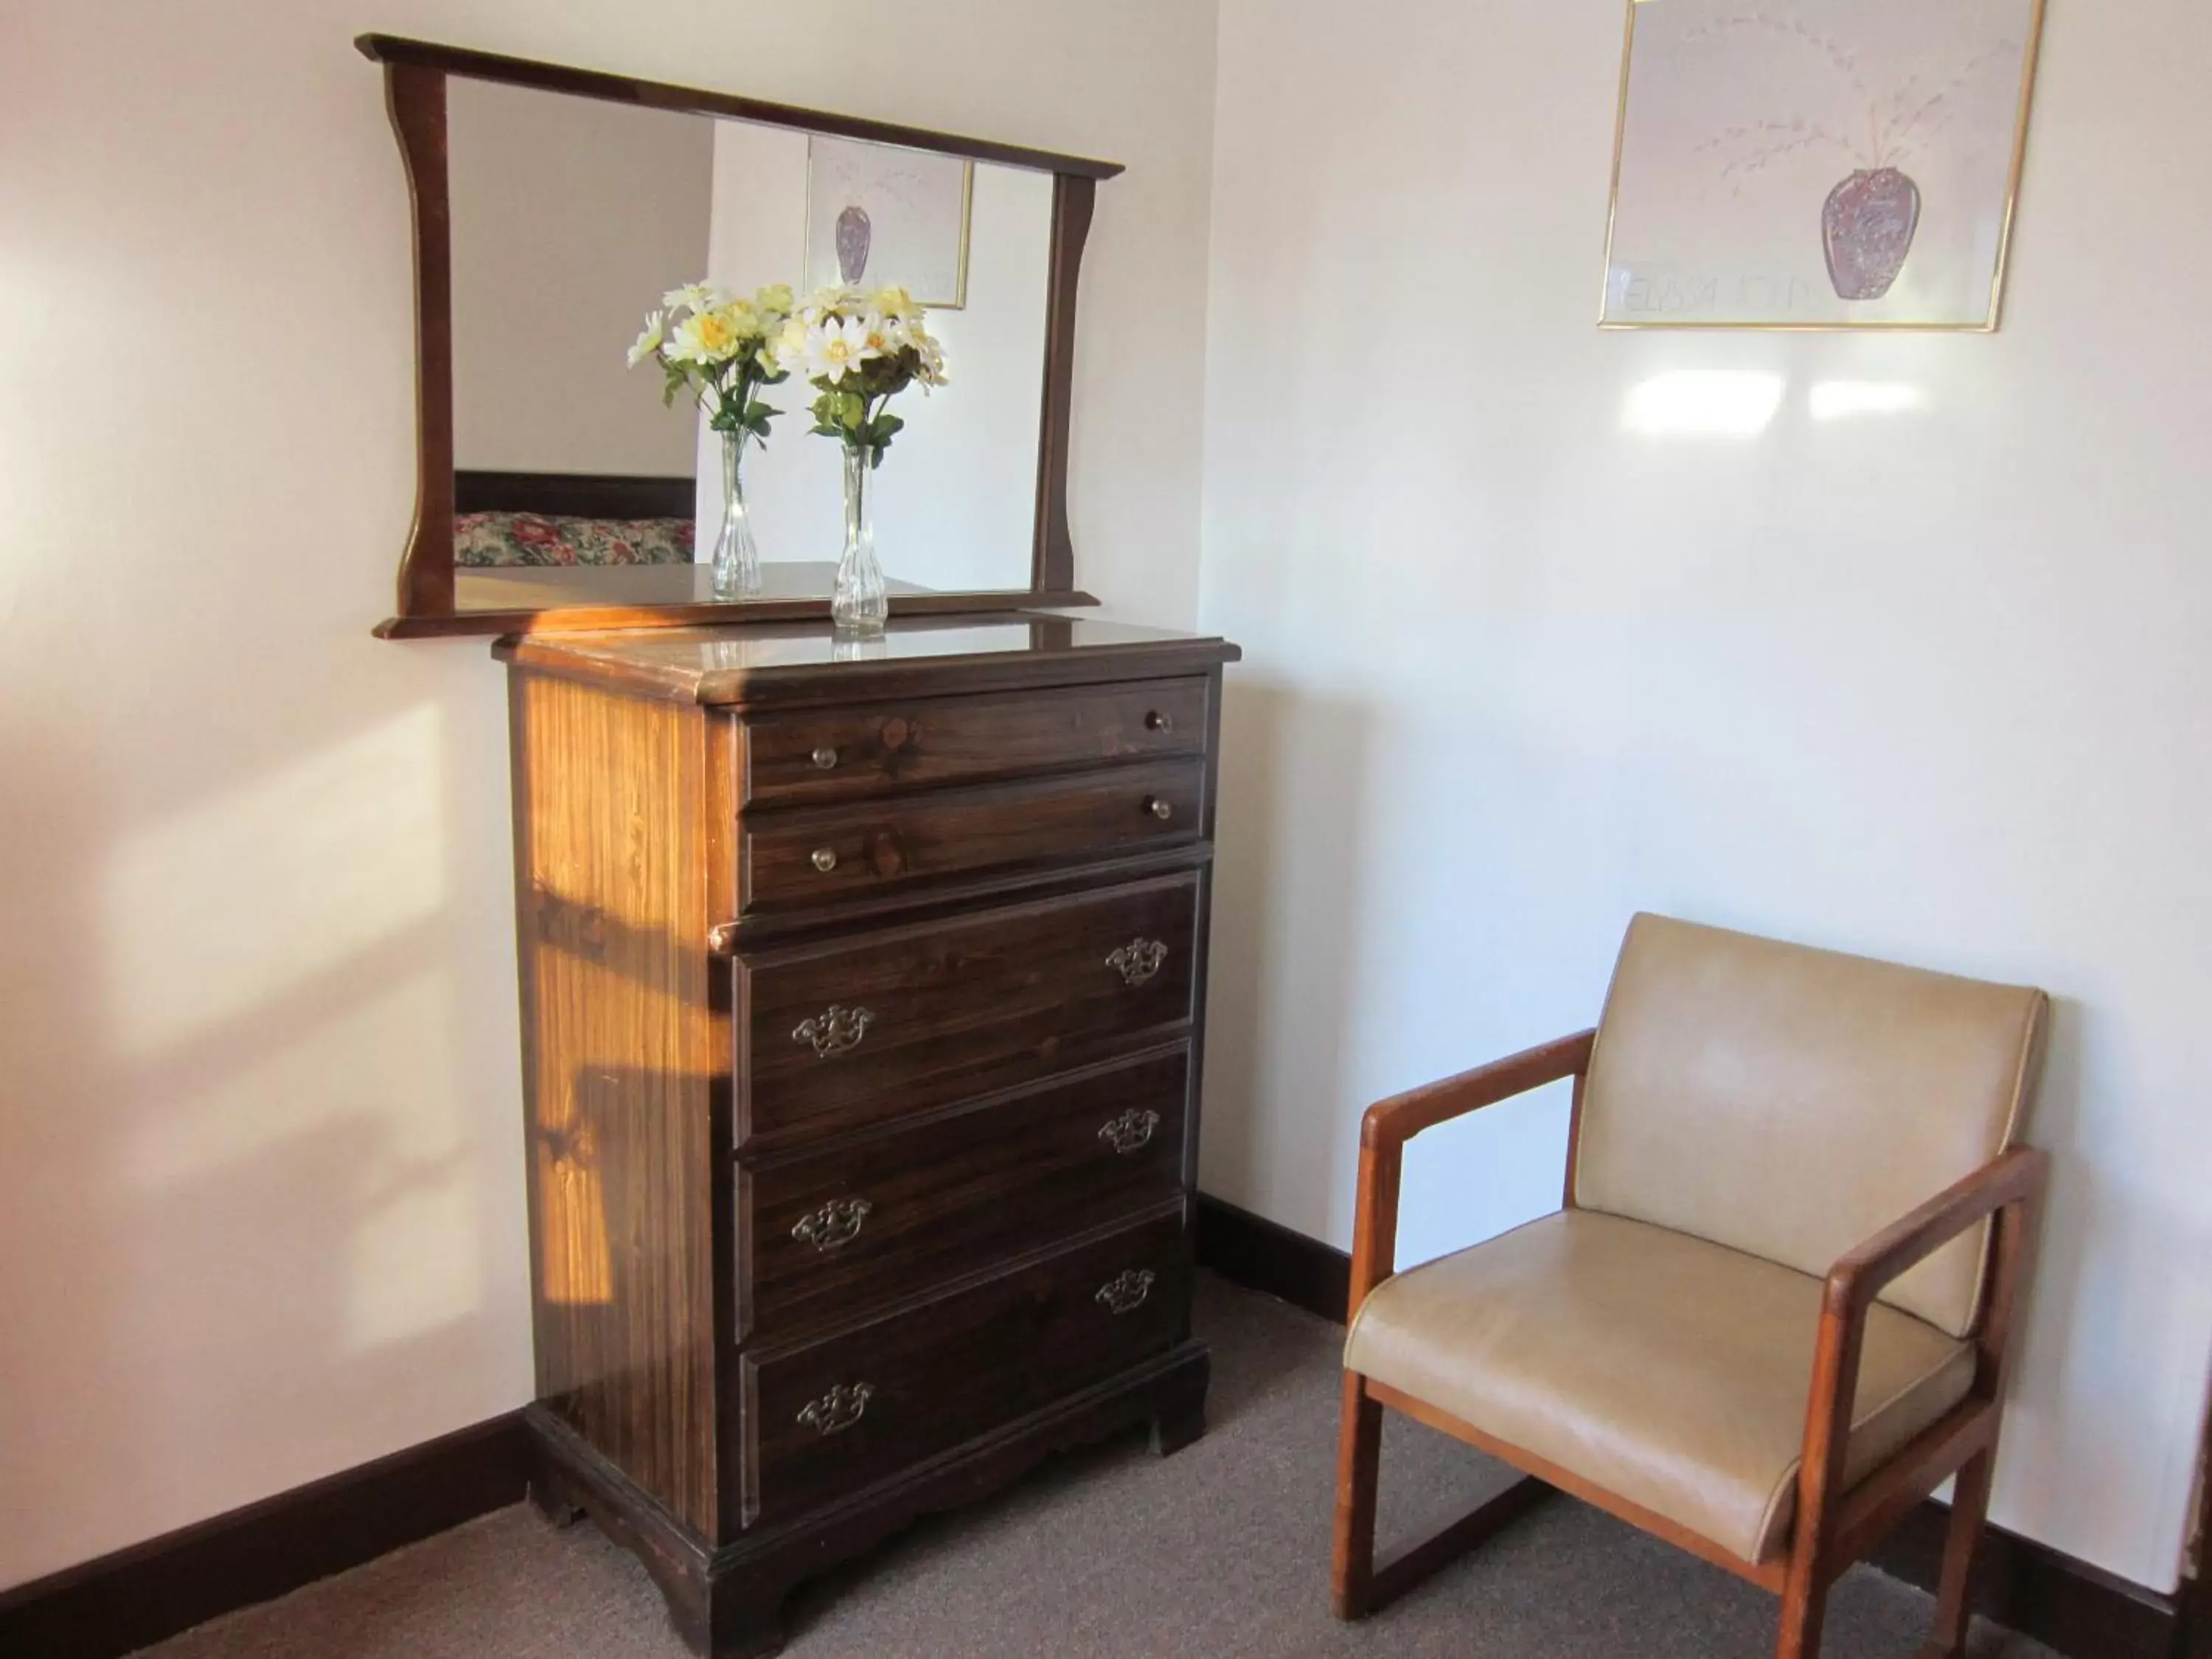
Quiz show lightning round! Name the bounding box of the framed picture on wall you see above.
[804,135,973,308]
[1600,0,2048,330]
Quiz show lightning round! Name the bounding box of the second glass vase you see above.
[832,443,889,633]
[710,429,761,600]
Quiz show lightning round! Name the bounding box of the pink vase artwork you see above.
[1820,166,1922,300]
[1686,14,2028,316]
[834,204,872,285]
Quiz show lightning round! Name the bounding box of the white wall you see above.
[0,0,1217,1591]
[449,79,712,475]
[694,125,1050,592]
[1197,0,2212,1591]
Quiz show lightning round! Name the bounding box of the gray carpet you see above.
[137,1276,2056,1658]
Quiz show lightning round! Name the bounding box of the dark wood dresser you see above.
[493,614,1239,1657]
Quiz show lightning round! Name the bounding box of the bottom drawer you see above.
[740,1209,1186,1526]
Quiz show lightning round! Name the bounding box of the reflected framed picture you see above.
[804,135,973,307]
[1600,0,2047,330]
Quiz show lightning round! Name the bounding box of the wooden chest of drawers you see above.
[494,616,1237,1657]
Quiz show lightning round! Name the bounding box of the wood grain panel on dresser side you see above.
[741,757,1204,912]
[742,676,1210,806]
[510,670,723,1538]
[741,1048,1190,1340]
[740,1209,1189,1526]
[736,872,1200,1150]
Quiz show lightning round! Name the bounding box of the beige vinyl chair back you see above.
[1573,914,2048,1338]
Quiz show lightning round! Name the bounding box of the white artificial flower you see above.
[799,283,865,325]
[803,314,880,383]
[627,310,667,368]
[911,330,948,389]
[662,281,723,316]
[858,310,902,358]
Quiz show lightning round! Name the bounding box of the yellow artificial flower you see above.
[669,307,740,364]
[713,298,762,341]
[873,285,919,321]
[770,315,810,375]
[755,283,795,317]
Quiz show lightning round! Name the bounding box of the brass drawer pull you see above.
[810,846,839,872]
[1097,1109,1161,1155]
[793,1004,874,1057]
[811,745,839,771]
[1146,796,1174,822]
[792,1197,873,1251]
[1145,710,1173,734]
[1094,1270,1156,1315]
[1106,938,1168,987]
[798,1382,873,1436]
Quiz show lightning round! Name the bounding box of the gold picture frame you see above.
[1599,0,2048,332]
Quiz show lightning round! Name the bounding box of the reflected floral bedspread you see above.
[455,512,694,568]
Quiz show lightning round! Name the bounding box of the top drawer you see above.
[742,678,1210,806]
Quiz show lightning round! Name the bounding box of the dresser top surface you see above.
[494,613,1239,706]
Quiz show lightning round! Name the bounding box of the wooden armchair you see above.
[1332,914,2050,1659]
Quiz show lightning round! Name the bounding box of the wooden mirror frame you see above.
[358,35,1122,640]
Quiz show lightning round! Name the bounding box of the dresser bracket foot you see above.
[1148,1353,1210,1457]
[704,1575,788,1659]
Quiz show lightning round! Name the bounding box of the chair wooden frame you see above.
[1332,1029,2049,1659]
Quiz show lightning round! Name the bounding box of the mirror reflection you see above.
[445,78,1049,612]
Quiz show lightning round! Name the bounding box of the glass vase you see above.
[832,443,888,633]
[710,429,761,600]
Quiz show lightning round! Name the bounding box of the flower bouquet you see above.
[772,285,949,632]
[628,282,793,598]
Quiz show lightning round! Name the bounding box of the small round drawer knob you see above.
[1147,797,1174,822]
[1145,711,1173,734]
[811,745,839,771]
[810,847,838,872]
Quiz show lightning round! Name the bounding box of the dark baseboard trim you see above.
[2,1198,2194,1659]
[1194,1191,1349,1324]
[1192,1192,2191,1659]
[0,1410,530,1658]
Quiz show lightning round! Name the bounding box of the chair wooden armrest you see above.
[1780,1145,2051,1655]
[1335,1029,1596,1617]
[1349,1029,1596,1316]
[1822,1144,2048,1318]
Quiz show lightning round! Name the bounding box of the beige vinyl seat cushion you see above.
[1343,1209,1975,1564]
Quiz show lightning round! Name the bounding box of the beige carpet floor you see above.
[137,1275,2056,1658]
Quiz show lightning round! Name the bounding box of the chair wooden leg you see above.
[1922,1449,1995,1659]
[1332,1371,1382,1620]
[1775,1557,1830,1659]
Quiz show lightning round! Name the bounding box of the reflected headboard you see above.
[453,470,694,518]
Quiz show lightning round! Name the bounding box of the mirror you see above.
[359,37,1119,637]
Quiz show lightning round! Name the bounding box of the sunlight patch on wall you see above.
[346,1164,487,1352]
[1809,380,1928,421]
[1621,370,1786,439]
[122,969,464,1188]
[102,705,448,1057]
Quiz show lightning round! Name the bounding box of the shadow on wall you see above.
[1999,992,2144,1536]
[1199,677,1375,1236]
[0,675,527,1587]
